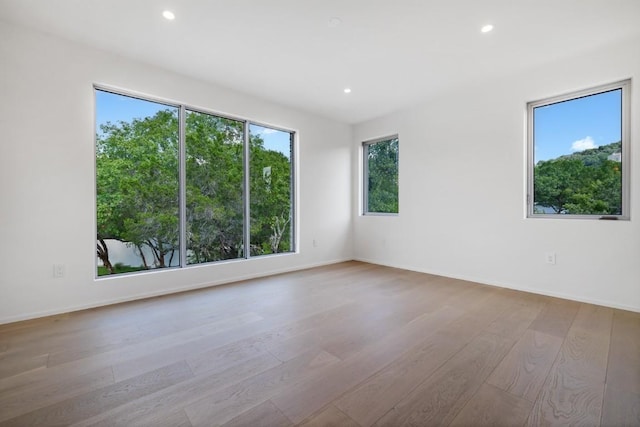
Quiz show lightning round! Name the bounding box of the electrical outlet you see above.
[545,252,556,265]
[53,264,65,278]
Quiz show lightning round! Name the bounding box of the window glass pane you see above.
[532,89,622,215]
[365,137,399,214]
[249,124,294,256]
[185,111,245,263]
[96,90,180,276]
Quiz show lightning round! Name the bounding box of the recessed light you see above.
[328,17,342,28]
[162,10,175,20]
[481,24,493,33]
[344,88,352,94]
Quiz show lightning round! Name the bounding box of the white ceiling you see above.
[1,0,639,124]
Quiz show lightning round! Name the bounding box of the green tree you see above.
[367,139,399,213]
[96,109,180,273]
[185,111,244,263]
[96,164,126,274]
[249,132,293,255]
[534,142,622,215]
[97,109,295,275]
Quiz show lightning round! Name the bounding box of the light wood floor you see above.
[0,261,638,426]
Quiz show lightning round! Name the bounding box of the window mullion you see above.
[363,144,369,214]
[290,132,296,252]
[179,105,187,267]
[243,122,251,259]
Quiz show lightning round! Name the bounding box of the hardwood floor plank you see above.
[566,305,612,378]
[372,332,514,427]
[487,329,563,401]
[449,383,533,427]
[435,290,516,343]
[0,361,193,426]
[221,400,293,427]
[47,312,264,367]
[319,302,440,361]
[111,408,194,427]
[44,325,156,367]
[484,296,545,340]
[270,305,468,424]
[272,290,524,425]
[529,298,580,338]
[112,312,266,381]
[0,367,114,422]
[526,303,613,426]
[571,304,614,334]
[0,353,48,381]
[182,301,364,377]
[1,311,262,393]
[73,352,281,427]
[184,350,340,426]
[526,371,604,426]
[0,298,352,397]
[272,284,465,363]
[601,384,640,427]
[606,310,640,394]
[156,409,194,427]
[108,293,352,382]
[261,308,374,363]
[334,329,464,426]
[298,404,361,427]
[187,301,366,370]
[0,299,190,357]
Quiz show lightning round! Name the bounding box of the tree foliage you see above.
[96,109,293,275]
[250,132,293,255]
[534,141,622,215]
[185,111,244,263]
[366,138,399,213]
[97,110,180,272]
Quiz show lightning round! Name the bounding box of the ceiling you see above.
[1,0,639,124]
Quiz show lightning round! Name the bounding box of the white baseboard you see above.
[354,257,640,314]
[0,258,351,325]
[5,256,636,325]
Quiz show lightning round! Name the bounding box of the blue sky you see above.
[95,90,172,133]
[96,90,292,158]
[249,124,292,159]
[534,89,621,163]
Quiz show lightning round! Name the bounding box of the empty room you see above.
[0,1,639,426]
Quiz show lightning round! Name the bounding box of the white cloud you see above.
[260,128,279,135]
[571,136,597,152]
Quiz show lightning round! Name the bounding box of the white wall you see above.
[0,22,353,324]
[353,35,640,312]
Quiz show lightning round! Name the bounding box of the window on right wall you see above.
[527,80,630,219]
[363,135,399,215]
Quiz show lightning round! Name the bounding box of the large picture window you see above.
[95,88,295,277]
[363,136,399,215]
[527,80,630,219]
